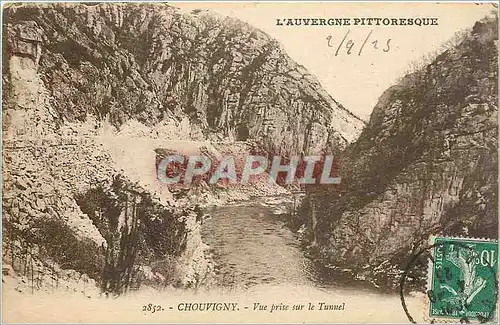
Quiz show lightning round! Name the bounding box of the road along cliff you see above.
[2,2,364,296]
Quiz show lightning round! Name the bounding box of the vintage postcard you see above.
[1,1,498,323]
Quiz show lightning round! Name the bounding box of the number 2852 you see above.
[142,304,164,313]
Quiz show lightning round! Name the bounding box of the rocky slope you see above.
[304,17,498,289]
[2,3,363,296]
[3,2,363,155]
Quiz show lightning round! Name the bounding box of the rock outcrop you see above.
[305,17,498,289]
[2,2,363,295]
[3,2,363,155]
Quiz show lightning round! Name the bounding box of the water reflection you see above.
[201,197,379,294]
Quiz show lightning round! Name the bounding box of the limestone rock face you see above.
[306,18,498,288]
[2,3,364,295]
[3,2,364,155]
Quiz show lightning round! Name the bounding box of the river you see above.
[200,196,424,323]
[202,196,390,291]
[201,196,317,290]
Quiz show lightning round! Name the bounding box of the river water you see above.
[201,196,371,292]
[200,196,424,323]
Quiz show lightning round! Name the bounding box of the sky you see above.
[173,2,495,120]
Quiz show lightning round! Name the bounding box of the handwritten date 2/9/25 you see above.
[326,29,391,56]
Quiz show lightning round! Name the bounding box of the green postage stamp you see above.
[428,237,498,322]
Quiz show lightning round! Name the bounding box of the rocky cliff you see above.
[3,2,363,154]
[2,2,363,296]
[305,17,498,289]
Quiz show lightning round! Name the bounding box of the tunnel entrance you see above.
[236,124,250,141]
